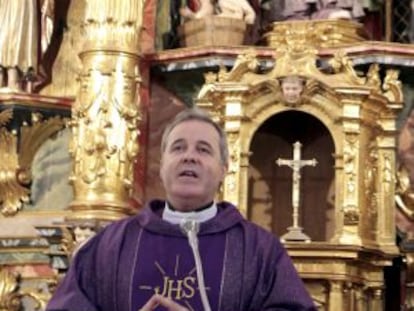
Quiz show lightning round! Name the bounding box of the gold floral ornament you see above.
[0,267,54,311]
[0,109,66,216]
[0,269,20,311]
[0,109,29,216]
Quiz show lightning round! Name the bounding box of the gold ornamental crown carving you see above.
[263,19,368,50]
[197,46,403,110]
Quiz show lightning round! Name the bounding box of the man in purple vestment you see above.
[46,108,316,311]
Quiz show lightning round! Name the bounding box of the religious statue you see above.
[156,1,183,49]
[0,0,54,92]
[73,226,96,252]
[258,0,285,25]
[281,76,305,104]
[180,0,215,19]
[283,0,316,20]
[280,0,365,21]
[217,0,256,24]
[311,0,365,20]
[180,0,256,24]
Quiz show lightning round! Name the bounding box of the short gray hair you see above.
[161,108,229,166]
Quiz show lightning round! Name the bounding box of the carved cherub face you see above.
[281,76,304,104]
[74,226,95,245]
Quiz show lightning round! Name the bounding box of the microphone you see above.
[180,219,211,311]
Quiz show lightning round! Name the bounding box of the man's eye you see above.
[172,145,183,151]
[199,147,211,154]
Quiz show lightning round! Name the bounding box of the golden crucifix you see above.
[276,141,317,242]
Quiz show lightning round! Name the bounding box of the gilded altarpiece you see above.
[0,2,412,309]
[0,0,146,309]
[195,26,403,309]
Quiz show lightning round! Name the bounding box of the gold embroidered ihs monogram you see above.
[138,255,208,310]
[155,275,196,299]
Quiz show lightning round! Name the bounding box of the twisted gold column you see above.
[68,0,144,220]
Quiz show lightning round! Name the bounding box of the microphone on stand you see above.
[180,219,211,311]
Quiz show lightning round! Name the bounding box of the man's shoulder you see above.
[84,214,141,248]
[217,201,282,241]
[244,219,280,240]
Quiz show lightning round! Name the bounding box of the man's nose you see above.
[182,148,198,162]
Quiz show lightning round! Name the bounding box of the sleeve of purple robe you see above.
[261,242,317,310]
[46,217,138,311]
[46,224,118,311]
[46,237,102,311]
[241,224,317,311]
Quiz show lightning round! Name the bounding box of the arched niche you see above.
[197,49,403,250]
[248,110,335,242]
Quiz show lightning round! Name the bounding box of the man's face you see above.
[160,120,227,211]
[282,80,303,103]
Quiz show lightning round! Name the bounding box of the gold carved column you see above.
[69,0,144,220]
[221,88,249,217]
[338,95,364,245]
[377,118,399,252]
[198,83,250,216]
[329,281,344,310]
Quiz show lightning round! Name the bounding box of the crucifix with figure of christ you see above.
[276,141,317,242]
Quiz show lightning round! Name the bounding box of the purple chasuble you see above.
[132,229,225,310]
[46,200,317,311]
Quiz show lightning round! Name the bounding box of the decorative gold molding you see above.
[0,109,29,216]
[263,20,368,50]
[0,109,66,216]
[0,269,20,311]
[0,268,55,311]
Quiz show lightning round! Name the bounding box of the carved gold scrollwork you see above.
[329,51,366,85]
[382,154,394,193]
[361,141,379,240]
[342,133,360,226]
[70,71,140,190]
[265,20,367,50]
[364,141,378,212]
[365,63,381,92]
[0,268,56,311]
[223,50,259,82]
[343,135,357,195]
[59,225,97,259]
[0,109,66,216]
[344,208,360,225]
[0,109,29,216]
[382,69,403,105]
[0,269,20,311]
[224,132,240,197]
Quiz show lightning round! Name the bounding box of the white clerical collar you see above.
[162,202,217,225]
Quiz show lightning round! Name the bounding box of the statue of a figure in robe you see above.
[180,0,256,24]
[0,0,54,92]
[311,0,365,20]
[283,0,316,20]
[281,0,364,21]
